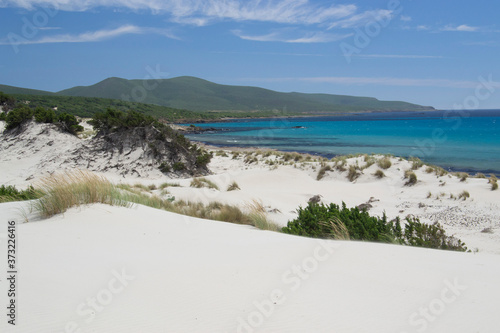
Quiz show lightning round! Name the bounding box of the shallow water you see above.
[185,110,500,174]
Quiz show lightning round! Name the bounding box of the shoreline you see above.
[188,139,500,176]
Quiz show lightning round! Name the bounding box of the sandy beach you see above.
[1,121,499,332]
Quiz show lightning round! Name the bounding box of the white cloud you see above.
[416,25,430,31]
[357,54,443,59]
[0,0,357,25]
[0,25,178,45]
[400,15,411,22]
[442,24,479,32]
[232,29,352,43]
[328,9,393,29]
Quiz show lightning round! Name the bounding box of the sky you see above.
[0,0,499,110]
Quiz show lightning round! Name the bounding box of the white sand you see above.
[1,121,500,332]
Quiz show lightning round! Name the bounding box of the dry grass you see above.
[317,165,332,180]
[373,169,385,179]
[190,177,220,190]
[410,157,424,170]
[404,170,417,186]
[347,165,361,182]
[32,170,280,232]
[319,218,350,240]
[377,157,392,170]
[227,181,241,191]
[33,170,128,218]
[458,190,470,200]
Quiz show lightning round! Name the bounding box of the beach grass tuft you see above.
[190,177,220,190]
[227,181,241,191]
[33,170,128,218]
[377,157,392,170]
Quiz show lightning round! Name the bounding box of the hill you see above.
[0,84,55,96]
[58,76,434,113]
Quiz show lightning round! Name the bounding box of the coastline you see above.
[1,120,500,332]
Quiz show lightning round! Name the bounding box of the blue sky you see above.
[0,0,499,109]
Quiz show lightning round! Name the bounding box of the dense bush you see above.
[89,108,156,133]
[0,91,16,110]
[34,106,56,123]
[5,105,33,129]
[57,112,84,135]
[4,104,83,135]
[282,202,467,251]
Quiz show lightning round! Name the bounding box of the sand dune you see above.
[1,121,500,332]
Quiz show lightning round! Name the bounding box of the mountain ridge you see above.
[2,76,435,113]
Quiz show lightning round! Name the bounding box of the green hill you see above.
[0,84,55,96]
[58,76,434,113]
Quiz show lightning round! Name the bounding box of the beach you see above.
[1,121,500,332]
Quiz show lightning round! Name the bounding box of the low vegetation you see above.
[190,177,219,190]
[282,202,468,251]
[0,184,43,202]
[373,169,385,179]
[377,157,392,170]
[3,102,83,135]
[404,170,417,186]
[317,165,332,180]
[227,181,241,191]
[29,171,279,231]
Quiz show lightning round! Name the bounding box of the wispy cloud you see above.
[442,24,479,32]
[328,9,393,29]
[462,40,498,46]
[0,25,178,45]
[232,29,352,43]
[240,76,500,89]
[356,54,444,59]
[400,15,411,22]
[0,0,357,25]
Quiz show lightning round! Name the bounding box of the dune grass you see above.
[377,157,392,170]
[190,177,220,190]
[227,181,241,191]
[30,170,280,232]
[373,169,385,179]
[33,170,128,218]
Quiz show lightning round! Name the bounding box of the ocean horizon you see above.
[185,109,500,175]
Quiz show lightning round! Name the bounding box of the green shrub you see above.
[0,91,16,110]
[377,157,392,170]
[282,202,467,251]
[0,112,6,121]
[0,185,43,202]
[57,113,83,134]
[34,106,56,123]
[5,105,33,129]
[159,162,171,173]
[172,162,185,171]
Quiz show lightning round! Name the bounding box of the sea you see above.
[184,110,500,175]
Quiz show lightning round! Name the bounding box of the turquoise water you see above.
[185,110,500,174]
